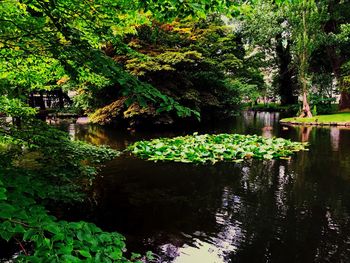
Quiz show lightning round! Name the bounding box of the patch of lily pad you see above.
[127,133,308,164]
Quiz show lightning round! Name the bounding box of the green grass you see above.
[280,112,350,124]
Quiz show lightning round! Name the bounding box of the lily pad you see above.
[127,133,308,164]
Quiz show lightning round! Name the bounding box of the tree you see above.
[307,0,350,111]
[338,23,350,110]
[0,0,240,123]
[287,0,326,117]
[88,16,264,125]
[324,0,350,110]
[241,0,298,106]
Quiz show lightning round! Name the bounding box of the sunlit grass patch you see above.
[280,112,350,125]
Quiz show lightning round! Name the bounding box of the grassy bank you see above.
[280,112,350,125]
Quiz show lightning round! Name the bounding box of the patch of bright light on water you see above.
[162,191,242,263]
[167,239,226,263]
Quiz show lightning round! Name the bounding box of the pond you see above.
[66,111,350,263]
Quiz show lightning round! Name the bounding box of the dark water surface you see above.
[67,112,350,263]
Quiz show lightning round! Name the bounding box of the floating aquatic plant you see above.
[127,133,308,164]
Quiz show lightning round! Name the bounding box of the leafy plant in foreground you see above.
[128,133,308,164]
[0,175,129,262]
[0,112,153,261]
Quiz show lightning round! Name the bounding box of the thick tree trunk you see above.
[299,91,313,118]
[58,88,64,109]
[324,46,347,111]
[276,37,297,105]
[28,93,35,107]
[328,53,350,111]
[339,91,350,110]
[324,2,348,111]
[38,91,46,110]
[12,117,21,128]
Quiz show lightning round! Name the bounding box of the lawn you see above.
[280,112,350,125]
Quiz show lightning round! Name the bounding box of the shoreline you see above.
[280,120,350,127]
[280,112,350,127]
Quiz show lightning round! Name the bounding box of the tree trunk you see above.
[324,3,349,111]
[299,91,313,117]
[28,93,35,107]
[38,91,46,110]
[12,117,21,128]
[298,6,312,118]
[339,91,350,110]
[58,88,64,109]
[276,37,297,105]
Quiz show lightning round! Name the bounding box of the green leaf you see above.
[127,133,307,164]
[58,245,73,255]
[23,229,37,241]
[79,250,92,258]
[0,188,6,200]
[109,250,122,260]
[0,203,16,218]
[44,223,61,235]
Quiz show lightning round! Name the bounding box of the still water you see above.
[67,112,350,263]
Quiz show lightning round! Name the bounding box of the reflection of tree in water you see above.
[234,111,280,136]
[300,126,313,142]
[58,118,350,263]
[92,159,243,256]
[72,125,127,148]
[330,127,340,151]
[93,153,350,262]
[228,130,350,263]
[63,124,140,149]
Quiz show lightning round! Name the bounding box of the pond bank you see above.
[280,112,350,126]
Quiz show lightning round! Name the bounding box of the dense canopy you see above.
[1,0,350,261]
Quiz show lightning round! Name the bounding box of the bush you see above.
[309,94,336,114]
[0,118,149,262]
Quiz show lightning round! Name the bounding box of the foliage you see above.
[240,0,350,110]
[286,0,326,84]
[0,102,146,261]
[90,16,263,125]
[2,0,238,125]
[281,0,326,116]
[2,0,347,123]
[342,60,350,93]
[309,94,336,114]
[125,51,203,76]
[138,0,238,20]
[240,0,282,47]
[128,133,308,164]
[0,96,37,119]
[0,173,130,262]
[247,103,299,114]
[240,0,297,105]
[3,119,118,200]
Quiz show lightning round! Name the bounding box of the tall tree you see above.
[337,23,350,110]
[287,0,325,117]
[326,0,350,110]
[241,0,297,106]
